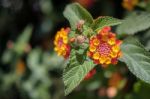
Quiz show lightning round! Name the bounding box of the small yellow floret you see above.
[93,39,100,46]
[108,38,115,45]
[89,45,96,52]
[93,52,100,60]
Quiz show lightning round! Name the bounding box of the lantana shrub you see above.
[54,3,150,95]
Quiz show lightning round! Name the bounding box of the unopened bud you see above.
[76,20,85,31]
[78,20,85,25]
[69,37,76,43]
[76,35,86,44]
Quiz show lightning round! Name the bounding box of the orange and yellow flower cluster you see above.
[122,0,139,11]
[54,28,71,59]
[88,26,122,67]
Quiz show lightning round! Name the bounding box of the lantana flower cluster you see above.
[87,26,122,67]
[54,26,122,79]
[54,28,71,59]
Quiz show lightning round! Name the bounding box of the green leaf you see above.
[120,37,150,84]
[63,49,95,95]
[91,16,122,31]
[63,3,93,29]
[68,30,76,38]
[76,48,87,64]
[117,11,150,35]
